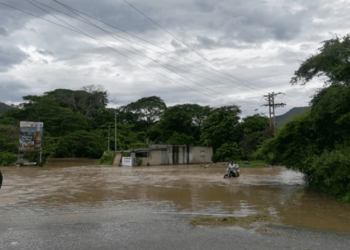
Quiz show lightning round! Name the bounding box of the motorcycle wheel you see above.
[223,174,228,179]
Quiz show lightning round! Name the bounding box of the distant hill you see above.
[275,107,309,127]
[0,102,11,116]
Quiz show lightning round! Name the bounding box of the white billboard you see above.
[19,121,44,152]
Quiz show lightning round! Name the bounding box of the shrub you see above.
[306,146,350,202]
[0,151,17,166]
[213,142,242,162]
[98,150,115,165]
[136,159,143,166]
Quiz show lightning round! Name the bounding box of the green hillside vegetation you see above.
[256,34,350,202]
[0,102,11,116]
[275,107,309,127]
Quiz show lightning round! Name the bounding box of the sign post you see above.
[19,121,44,166]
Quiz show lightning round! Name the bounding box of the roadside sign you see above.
[122,157,133,167]
[19,121,44,152]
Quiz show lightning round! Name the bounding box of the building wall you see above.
[136,150,163,166]
[134,145,213,166]
[190,146,213,164]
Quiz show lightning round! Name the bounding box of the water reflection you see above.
[1,160,350,232]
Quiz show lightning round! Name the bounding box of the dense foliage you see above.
[0,86,272,165]
[213,142,242,162]
[258,35,350,202]
[291,34,350,86]
[98,150,115,165]
[0,151,17,166]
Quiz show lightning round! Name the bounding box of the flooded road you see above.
[1,159,350,232]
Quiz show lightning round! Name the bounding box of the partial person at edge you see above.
[0,169,3,189]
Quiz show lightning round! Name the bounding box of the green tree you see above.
[166,132,195,145]
[200,105,241,150]
[0,124,18,152]
[44,85,109,118]
[239,114,270,156]
[240,114,269,134]
[55,130,105,158]
[119,96,166,131]
[1,97,89,136]
[257,84,350,201]
[154,104,211,144]
[213,142,242,162]
[291,34,350,86]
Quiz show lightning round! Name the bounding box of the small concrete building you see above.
[118,144,213,166]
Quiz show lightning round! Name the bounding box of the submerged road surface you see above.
[1,159,350,249]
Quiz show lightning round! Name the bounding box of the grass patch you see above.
[237,160,268,168]
[190,213,279,229]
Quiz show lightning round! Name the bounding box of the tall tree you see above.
[152,104,211,144]
[239,114,271,155]
[43,85,108,118]
[118,96,166,130]
[291,34,350,86]
[200,105,241,150]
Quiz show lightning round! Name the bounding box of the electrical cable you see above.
[0,1,221,102]
[22,0,261,108]
[3,1,267,112]
[0,1,292,113]
[51,1,276,93]
[120,0,302,105]
[48,0,263,107]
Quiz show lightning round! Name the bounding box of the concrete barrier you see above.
[113,154,122,166]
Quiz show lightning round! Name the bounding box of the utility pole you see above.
[262,92,286,131]
[115,112,117,152]
[108,124,110,151]
[262,93,273,129]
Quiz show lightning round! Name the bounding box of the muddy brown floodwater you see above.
[1,158,350,232]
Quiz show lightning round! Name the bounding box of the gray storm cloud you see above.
[0,0,349,116]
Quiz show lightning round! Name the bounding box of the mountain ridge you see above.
[275,107,309,127]
[0,102,11,116]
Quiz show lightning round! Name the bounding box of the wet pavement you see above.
[1,159,350,249]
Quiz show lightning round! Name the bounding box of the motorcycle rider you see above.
[228,160,240,177]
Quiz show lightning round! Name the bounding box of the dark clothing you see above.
[0,170,2,189]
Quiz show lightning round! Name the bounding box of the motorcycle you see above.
[223,165,240,178]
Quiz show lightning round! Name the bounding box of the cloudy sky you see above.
[1,0,350,117]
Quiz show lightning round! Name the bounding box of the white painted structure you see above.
[121,157,133,167]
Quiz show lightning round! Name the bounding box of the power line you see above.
[32,0,249,92]
[24,0,261,108]
[0,1,221,102]
[121,0,269,92]
[52,0,275,94]
[120,0,302,105]
[262,92,286,130]
[51,0,265,107]
[0,1,296,113]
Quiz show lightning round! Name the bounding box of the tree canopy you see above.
[258,35,350,202]
[153,104,212,144]
[0,87,274,165]
[291,34,350,86]
[200,105,241,150]
[118,96,166,131]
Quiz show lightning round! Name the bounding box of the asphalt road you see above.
[1,202,349,250]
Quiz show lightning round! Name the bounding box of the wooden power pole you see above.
[262,92,286,131]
